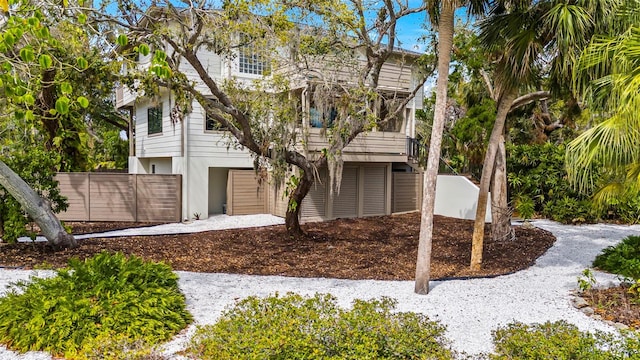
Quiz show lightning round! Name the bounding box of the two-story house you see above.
[115,16,427,222]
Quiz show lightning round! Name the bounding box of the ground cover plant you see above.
[579,235,640,329]
[187,293,454,360]
[0,252,192,358]
[490,321,640,359]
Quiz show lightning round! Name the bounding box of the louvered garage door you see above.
[301,170,327,219]
[333,167,358,218]
[226,170,266,215]
[363,166,386,216]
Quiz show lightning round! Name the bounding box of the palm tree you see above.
[416,0,491,294]
[470,0,618,270]
[567,0,640,202]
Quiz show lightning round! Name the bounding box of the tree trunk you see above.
[415,1,455,295]
[285,166,315,238]
[470,90,516,271]
[490,135,514,242]
[0,160,77,249]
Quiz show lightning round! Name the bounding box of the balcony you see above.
[304,129,409,162]
[115,84,137,109]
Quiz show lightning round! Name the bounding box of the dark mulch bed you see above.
[0,213,556,281]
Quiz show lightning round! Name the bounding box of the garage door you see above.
[363,166,386,216]
[301,170,327,220]
[226,170,266,215]
[333,167,358,218]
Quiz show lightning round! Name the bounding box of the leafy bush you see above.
[491,321,639,359]
[593,235,640,280]
[79,332,165,360]
[0,252,191,358]
[187,293,453,360]
[0,146,68,243]
[507,143,598,223]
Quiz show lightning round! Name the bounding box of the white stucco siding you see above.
[135,98,182,158]
[434,175,492,222]
[148,158,172,174]
[181,157,254,220]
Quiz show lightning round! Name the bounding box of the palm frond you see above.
[566,110,640,193]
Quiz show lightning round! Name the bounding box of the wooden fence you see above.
[391,172,422,213]
[55,173,181,222]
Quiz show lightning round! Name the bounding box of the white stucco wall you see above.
[435,175,492,222]
[181,157,254,221]
[208,167,229,215]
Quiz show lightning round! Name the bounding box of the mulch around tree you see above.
[0,212,556,281]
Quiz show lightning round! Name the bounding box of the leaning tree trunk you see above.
[0,160,77,249]
[415,1,456,295]
[490,135,514,242]
[470,90,516,271]
[285,166,316,238]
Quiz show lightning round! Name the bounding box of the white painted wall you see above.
[149,158,172,174]
[434,175,492,222]
[135,97,182,158]
[187,102,255,159]
[182,157,254,220]
[208,167,229,215]
[128,156,148,174]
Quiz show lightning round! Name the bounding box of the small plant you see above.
[578,268,597,292]
[490,321,633,359]
[187,293,454,360]
[0,252,192,358]
[78,332,166,360]
[193,212,202,220]
[593,235,640,281]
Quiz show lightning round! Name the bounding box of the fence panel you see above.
[55,173,90,221]
[392,172,421,213]
[88,174,136,221]
[55,173,181,222]
[136,175,182,222]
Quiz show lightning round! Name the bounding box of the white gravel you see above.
[1,217,639,359]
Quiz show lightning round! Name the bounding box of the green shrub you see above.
[507,143,599,223]
[187,293,453,360]
[593,235,640,280]
[0,146,68,243]
[0,252,191,358]
[78,332,165,360]
[491,321,637,359]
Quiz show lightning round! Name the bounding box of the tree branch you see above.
[508,90,550,112]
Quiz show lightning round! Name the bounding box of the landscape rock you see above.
[572,297,589,308]
[613,322,629,331]
[580,307,595,316]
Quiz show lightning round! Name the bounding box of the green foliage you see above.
[593,235,640,281]
[1,1,128,173]
[91,128,129,170]
[449,99,496,173]
[0,146,67,243]
[507,143,598,223]
[491,321,639,359]
[0,252,192,358]
[78,332,164,360]
[187,293,453,360]
[577,268,596,292]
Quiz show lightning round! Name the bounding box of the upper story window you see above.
[379,94,407,132]
[148,105,163,135]
[238,40,269,75]
[205,114,228,131]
